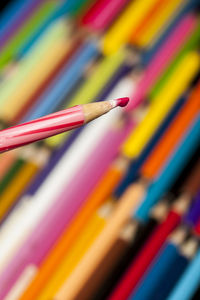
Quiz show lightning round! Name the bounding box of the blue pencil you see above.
[152,238,196,300]
[167,244,200,300]
[23,41,98,121]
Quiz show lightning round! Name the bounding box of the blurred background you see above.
[0,0,199,299]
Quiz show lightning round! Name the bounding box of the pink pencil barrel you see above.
[0,106,84,153]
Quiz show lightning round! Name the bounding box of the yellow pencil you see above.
[122,51,200,158]
[102,0,159,55]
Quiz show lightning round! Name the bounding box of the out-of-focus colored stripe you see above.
[0,29,71,122]
[126,13,196,110]
[0,0,42,50]
[46,48,126,147]
[133,0,185,47]
[102,0,160,55]
[123,52,200,158]
[141,83,200,179]
[0,0,57,70]
[0,19,66,109]
[19,159,125,300]
[81,0,129,32]
[0,151,17,181]
[23,41,98,121]
[0,147,47,222]
[150,21,200,99]
[37,204,111,299]
[136,116,200,222]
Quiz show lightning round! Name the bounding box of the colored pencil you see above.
[141,82,200,179]
[74,221,137,300]
[0,150,17,181]
[0,146,49,223]
[0,0,42,50]
[0,26,73,123]
[130,226,188,300]
[123,51,200,156]
[150,21,200,99]
[0,2,199,300]
[0,0,57,70]
[102,0,160,55]
[55,182,145,300]
[18,157,129,300]
[126,13,197,110]
[11,201,113,300]
[133,0,185,48]
[93,200,170,300]
[136,116,200,222]
[0,19,67,109]
[185,190,200,226]
[114,94,187,198]
[81,0,129,32]
[153,237,198,300]
[131,0,169,45]
[167,247,200,300]
[45,47,127,148]
[0,107,132,299]
[22,41,99,121]
[0,106,128,277]
[0,98,128,153]
[37,201,114,300]
[108,196,190,300]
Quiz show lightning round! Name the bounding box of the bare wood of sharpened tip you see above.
[55,182,146,300]
[180,238,199,259]
[169,226,188,246]
[83,101,118,122]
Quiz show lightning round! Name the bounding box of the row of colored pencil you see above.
[0,0,199,299]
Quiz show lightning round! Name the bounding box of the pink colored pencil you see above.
[0,98,129,153]
[0,110,134,299]
[126,13,197,111]
[81,0,129,31]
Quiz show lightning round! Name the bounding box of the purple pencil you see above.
[185,190,200,226]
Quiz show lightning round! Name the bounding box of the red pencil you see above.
[0,98,129,153]
[108,195,190,300]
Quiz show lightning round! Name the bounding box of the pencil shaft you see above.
[0,106,84,153]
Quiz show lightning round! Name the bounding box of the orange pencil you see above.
[19,157,128,300]
[141,82,200,180]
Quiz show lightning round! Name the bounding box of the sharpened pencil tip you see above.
[109,97,129,108]
[115,97,129,107]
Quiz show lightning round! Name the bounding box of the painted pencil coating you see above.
[0,106,84,153]
[0,98,129,153]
